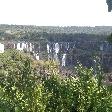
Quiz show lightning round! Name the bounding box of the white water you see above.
[0,43,4,53]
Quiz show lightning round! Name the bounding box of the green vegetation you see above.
[106,0,112,12]
[0,50,112,112]
[107,33,112,43]
[0,25,112,41]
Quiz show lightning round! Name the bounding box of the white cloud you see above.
[0,0,111,26]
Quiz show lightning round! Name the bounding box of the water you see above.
[1,40,112,71]
[0,43,4,53]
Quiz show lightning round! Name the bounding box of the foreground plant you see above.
[0,50,112,112]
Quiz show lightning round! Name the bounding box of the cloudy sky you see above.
[0,0,111,26]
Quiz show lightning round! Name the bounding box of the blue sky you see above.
[0,0,111,26]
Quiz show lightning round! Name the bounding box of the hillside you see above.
[0,24,112,34]
[0,24,112,41]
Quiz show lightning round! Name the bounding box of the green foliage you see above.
[107,33,112,43]
[0,50,48,112]
[106,0,112,12]
[0,24,110,41]
[0,50,112,112]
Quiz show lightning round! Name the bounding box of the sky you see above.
[0,0,112,26]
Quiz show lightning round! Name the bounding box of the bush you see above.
[0,50,112,112]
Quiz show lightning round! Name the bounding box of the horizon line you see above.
[0,24,112,27]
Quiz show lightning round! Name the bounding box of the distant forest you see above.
[0,24,112,42]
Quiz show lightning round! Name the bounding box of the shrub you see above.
[0,50,112,112]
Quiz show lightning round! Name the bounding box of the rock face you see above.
[47,38,112,73]
[1,34,112,73]
[1,39,112,72]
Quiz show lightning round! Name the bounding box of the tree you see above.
[106,0,112,12]
[107,33,112,43]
